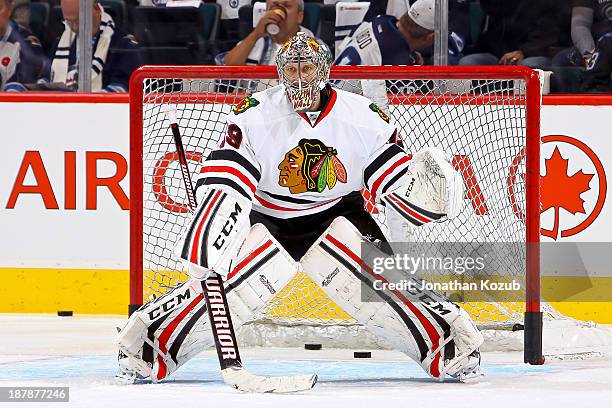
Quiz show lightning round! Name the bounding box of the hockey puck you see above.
[57,311,73,317]
[354,351,371,359]
[304,343,322,350]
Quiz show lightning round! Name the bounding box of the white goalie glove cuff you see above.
[175,186,252,279]
[382,146,464,227]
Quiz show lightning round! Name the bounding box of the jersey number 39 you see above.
[226,124,243,149]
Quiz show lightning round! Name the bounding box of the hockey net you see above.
[130,66,545,362]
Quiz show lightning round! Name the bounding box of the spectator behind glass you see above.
[581,33,612,92]
[0,0,48,91]
[553,0,612,67]
[335,0,435,67]
[363,0,471,57]
[220,0,316,65]
[459,0,566,68]
[46,0,142,92]
[334,0,466,67]
[10,0,28,28]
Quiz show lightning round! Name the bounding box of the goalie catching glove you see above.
[382,147,464,241]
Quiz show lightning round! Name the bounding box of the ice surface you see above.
[1,314,612,408]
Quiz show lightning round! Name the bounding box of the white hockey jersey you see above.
[196,84,410,219]
[334,15,420,67]
[334,15,465,67]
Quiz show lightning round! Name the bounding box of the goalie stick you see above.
[165,106,317,393]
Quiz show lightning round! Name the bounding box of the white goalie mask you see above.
[276,33,332,112]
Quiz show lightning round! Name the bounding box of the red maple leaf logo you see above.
[541,147,594,239]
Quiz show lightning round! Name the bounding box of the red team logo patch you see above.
[278,139,347,194]
[232,96,259,115]
[1,57,10,66]
[368,103,390,123]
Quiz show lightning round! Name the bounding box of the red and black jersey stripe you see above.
[259,189,317,205]
[196,177,251,200]
[363,143,411,202]
[196,149,260,200]
[380,167,409,196]
[363,143,405,186]
[207,150,261,181]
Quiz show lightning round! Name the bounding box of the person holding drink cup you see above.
[222,0,321,66]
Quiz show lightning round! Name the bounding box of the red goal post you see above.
[129,65,542,364]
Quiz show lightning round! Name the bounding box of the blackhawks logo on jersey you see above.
[369,103,390,123]
[232,96,259,114]
[278,139,347,194]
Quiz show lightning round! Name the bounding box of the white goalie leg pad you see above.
[300,217,483,380]
[175,186,252,279]
[382,147,464,241]
[223,223,299,328]
[117,223,297,383]
[116,278,211,383]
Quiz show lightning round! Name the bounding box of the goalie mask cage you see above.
[129,66,543,365]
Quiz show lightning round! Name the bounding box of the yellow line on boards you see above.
[0,268,128,315]
[0,268,611,324]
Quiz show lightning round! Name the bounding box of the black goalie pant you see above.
[249,191,387,260]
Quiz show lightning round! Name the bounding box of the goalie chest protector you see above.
[204,84,401,219]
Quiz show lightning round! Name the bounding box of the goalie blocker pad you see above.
[382,147,464,241]
[118,224,298,382]
[176,186,252,278]
[300,217,483,380]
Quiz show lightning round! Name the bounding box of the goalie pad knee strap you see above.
[300,217,483,379]
[176,186,252,278]
[118,224,298,382]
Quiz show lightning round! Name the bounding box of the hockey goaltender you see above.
[117,33,484,391]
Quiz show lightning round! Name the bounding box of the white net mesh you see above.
[135,69,539,347]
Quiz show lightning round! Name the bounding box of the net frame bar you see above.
[129,65,542,364]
